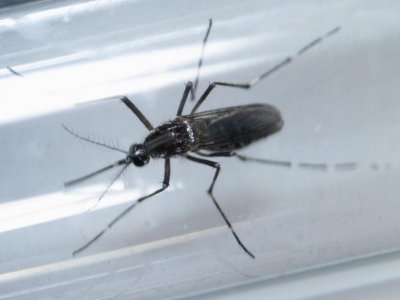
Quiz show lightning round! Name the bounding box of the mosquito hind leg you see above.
[191,26,340,114]
[236,154,360,171]
[72,158,171,256]
[186,154,255,259]
[195,151,359,171]
[194,151,293,168]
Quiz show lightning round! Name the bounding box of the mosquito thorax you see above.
[128,144,150,167]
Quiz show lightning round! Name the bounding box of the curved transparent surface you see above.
[1,0,400,299]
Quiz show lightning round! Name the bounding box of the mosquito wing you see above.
[185,103,283,151]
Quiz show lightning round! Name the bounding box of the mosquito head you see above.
[127,144,150,167]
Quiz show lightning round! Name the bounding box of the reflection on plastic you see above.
[0,38,265,124]
[0,181,161,234]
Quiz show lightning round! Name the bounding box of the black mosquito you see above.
[61,20,344,258]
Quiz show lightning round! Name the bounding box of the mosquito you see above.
[62,19,345,258]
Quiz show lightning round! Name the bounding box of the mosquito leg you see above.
[195,151,358,171]
[237,154,360,171]
[191,83,217,114]
[191,27,340,114]
[120,96,154,131]
[87,163,130,211]
[6,66,24,78]
[236,154,327,170]
[65,159,128,187]
[176,82,193,116]
[191,19,213,101]
[186,154,255,259]
[194,151,292,168]
[72,158,171,256]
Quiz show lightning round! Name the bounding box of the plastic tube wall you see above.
[0,0,400,299]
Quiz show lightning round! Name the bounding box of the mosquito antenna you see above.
[62,124,128,154]
[192,19,213,100]
[65,159,127,187]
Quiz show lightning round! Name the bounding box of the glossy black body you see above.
[144,103,283,158]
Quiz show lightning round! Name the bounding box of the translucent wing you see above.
[186,103,283,151]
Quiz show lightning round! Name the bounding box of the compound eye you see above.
[128,144,149,167]
[132,155,149,167]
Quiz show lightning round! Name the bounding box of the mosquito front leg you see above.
[72,158,171,256]
[120,96,154,131]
